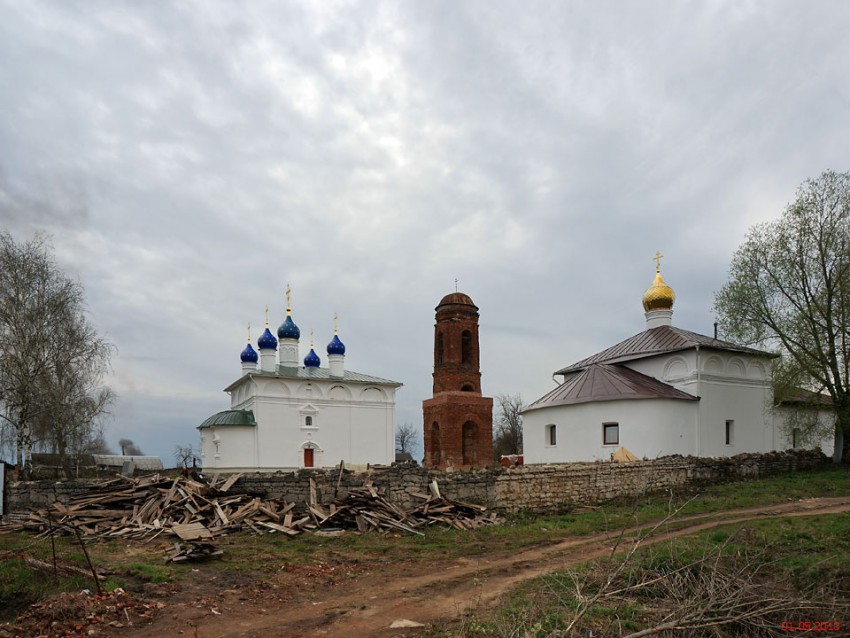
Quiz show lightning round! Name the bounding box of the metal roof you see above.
[524,363,699,412]
[555,325,776,375]
[92,455,164,470]
[224,366,402,392]
[776,388,833,407]
[198,409,257,429]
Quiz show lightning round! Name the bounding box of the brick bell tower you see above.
[423,292,493,469]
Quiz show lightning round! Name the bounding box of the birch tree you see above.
[715,170,850,462]
[0,232,113,474]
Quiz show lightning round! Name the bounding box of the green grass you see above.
[455,511,850,637]
[2,465,848,622]
[124,562,176,584]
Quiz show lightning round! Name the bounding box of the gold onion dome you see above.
[642,270,675,311]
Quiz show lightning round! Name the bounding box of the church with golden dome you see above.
[522,254,835,463]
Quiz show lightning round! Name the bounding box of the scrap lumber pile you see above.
[277,479,503,535]
[9,474,502,542]
[13,473,301,541]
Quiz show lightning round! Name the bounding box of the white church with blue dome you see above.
[198,287,402,471]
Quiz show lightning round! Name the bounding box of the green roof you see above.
[198,409,257,429]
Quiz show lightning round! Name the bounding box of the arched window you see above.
[461,330,471,364]
[430,422,441,466]
[305,415,313,426]
[436,332,444,365]
[461,383,474,392]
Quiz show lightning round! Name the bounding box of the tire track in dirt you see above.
[126,496,850,638]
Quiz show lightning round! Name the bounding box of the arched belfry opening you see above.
[423,292,493,469]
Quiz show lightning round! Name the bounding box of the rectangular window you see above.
[725,420,734,445]
[546,424,557,446]
[792,427,800,449]
[603,423,619,445]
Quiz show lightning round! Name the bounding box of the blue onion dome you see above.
[278,314,301,340]
[257,327,278,350]
[327,334,346,355]
[304,348,321,367]
[240,342,259,363]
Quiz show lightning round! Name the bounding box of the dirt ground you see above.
[7,496,850,638]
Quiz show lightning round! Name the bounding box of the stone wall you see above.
[3,450,828,515]
[4,480,96,512]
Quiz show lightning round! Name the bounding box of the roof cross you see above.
[653,251,663,273]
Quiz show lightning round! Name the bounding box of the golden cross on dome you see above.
[285,283,291,313]
[247,322,251,342]
[264,305,269,327]
[454,277,458,292]
[310,328,314,347]
[653,251,664,273]
[333,312,338,335]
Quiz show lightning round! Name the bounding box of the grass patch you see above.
[2,465,848,621]
[454,512,850,637]
[0,557,92,622]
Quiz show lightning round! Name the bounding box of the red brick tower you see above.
[423,292,493,469]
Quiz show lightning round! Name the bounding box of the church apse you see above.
[423,292,494,469]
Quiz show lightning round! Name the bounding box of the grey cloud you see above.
[1,0,849,460]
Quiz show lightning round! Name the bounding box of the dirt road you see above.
[124,496,850,638]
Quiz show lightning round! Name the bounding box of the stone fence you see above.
[4,450,828,515]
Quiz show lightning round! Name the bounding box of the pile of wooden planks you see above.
[15,473,301,541]
[9,474,502,542]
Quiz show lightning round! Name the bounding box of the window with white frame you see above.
[300,404,318,429]
[603,423,619,445]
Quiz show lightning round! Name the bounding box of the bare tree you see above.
[493,393,523,459]
[118,438,144,456]
[173,444,199,468]
[82,430,113,455]
[395,422,419,455]
[0,232,114,475]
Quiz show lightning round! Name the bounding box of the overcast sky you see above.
[1,0,848,463]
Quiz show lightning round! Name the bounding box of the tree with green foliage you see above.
[715,170,850,463]
[0,232,114,475]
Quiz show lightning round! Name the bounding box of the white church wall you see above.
[626,352,696,385]
[686,377,772,457]
[522,399,696,463]
[642,350,774,458]
[199,425,259,470]
[773,404,837,460]
[206,376,398,471]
